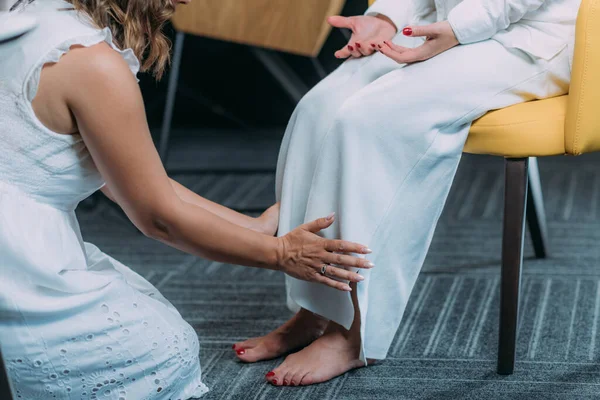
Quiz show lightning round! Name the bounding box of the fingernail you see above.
[236,349,245,355]
[326,212,335,221]
[283,380,289,385]
[363,247,372,254]
[266,371,275,377]
[356,43,361,48]
[403,27,413,36]
[367,262,375,268]
[356,275,365,281]
[377,44,382,48]
[348,45,354,51]
[371,43,376,48]
[344,286,352,292]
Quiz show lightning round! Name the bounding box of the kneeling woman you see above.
[0,0,373,398]
[234,0,578,387]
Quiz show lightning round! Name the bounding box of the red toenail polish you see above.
[232,344,236,349]
[356,43,361,48]
[348,45,354,51]
[291,381,297,386]
[236,349,245,355]
[272,379,278,385]
[266,371,275,377]
[403,27,413,36]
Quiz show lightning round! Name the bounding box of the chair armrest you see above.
[565,0,600,155]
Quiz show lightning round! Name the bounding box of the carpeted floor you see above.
[76,152,600,400]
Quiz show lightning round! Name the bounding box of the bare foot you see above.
[251,203,280,236]
[233,308,327,363]
[265,322,371,386]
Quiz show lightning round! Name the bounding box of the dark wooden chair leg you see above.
[497,158,529,375]
[0,347,14,400]
[526,157,549,259]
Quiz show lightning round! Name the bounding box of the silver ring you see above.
[320,264,328,276]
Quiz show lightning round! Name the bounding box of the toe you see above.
[288,369,305,387]
[299,372,314,386]
[232,337,260,352]
[281,369,295,386]
[264,370,276,384]
[270,361,292,386]
[235,344,269,363]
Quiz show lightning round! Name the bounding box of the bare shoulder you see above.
[34,41,139,133]
[57,42,137,89]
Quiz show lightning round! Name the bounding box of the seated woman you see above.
[233,0,579,387]
[0,0,374,398]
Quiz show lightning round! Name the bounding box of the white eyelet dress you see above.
[0,1,209,399]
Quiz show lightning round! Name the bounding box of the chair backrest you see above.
[171,0,346,57]
[565,0,600,155]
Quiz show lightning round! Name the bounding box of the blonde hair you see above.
[11,0,176,79]
[67,0,175,80]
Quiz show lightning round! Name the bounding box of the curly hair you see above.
[12,0,176,79]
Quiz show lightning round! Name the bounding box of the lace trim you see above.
[21,27,141,144]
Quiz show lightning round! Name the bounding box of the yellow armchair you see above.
[369,0,600,376]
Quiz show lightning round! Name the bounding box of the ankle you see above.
[297,309,328,326]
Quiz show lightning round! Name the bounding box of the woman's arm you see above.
[102,180,268,233]
[48,43,372,291]
[447,0,547,44]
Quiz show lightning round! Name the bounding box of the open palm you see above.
[328,15,397,59]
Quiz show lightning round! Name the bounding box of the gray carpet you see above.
[76,151,600,400]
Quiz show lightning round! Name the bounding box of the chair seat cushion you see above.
[464,95,568,157]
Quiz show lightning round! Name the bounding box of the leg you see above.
[277,40,571,383]
[498,158,529,375]
[234,34,427,362]
[526,157,549,258]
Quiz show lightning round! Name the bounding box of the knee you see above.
[328,96,397,144]
[294,86,328,121]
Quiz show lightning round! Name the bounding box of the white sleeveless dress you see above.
[0,1,209,399]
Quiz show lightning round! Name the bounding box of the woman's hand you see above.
[328,14,397,59]
[276,213,374,292]
[378,21,459,63]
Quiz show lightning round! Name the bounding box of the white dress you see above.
[0,1,209,399]
[277,0,575,362]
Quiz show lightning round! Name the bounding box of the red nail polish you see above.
[377,44,382,48]
[232,344,236,349]
[236,349,245,355]
[356,43,361,49]
[266,371,275,377]
[371,43,376,48]
[272,379,278,385]
[403,27,413,36]
[283,380,289,385]
[348,45,354,51]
